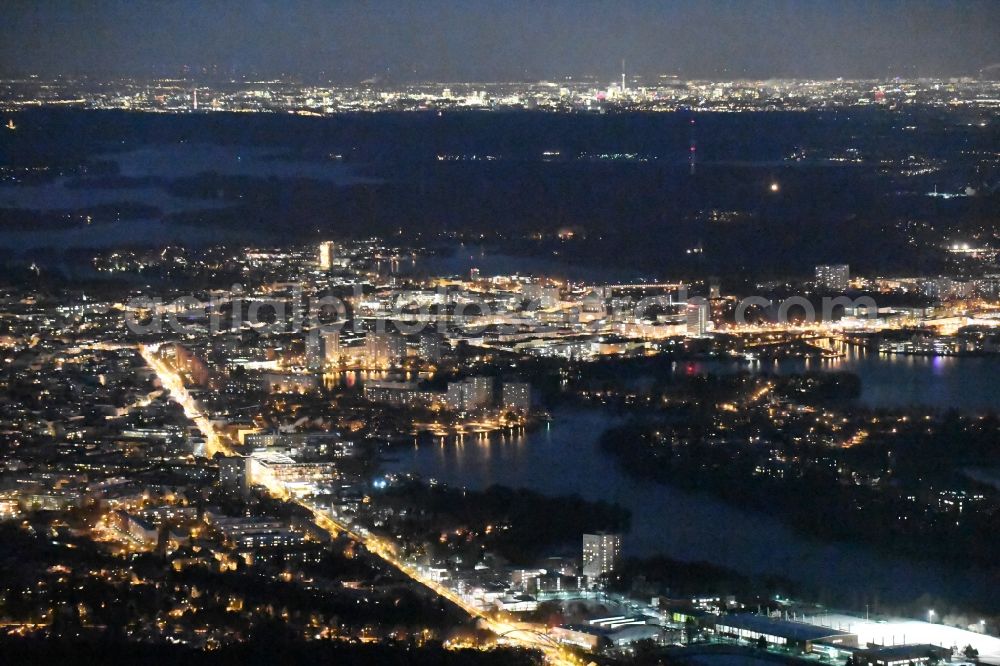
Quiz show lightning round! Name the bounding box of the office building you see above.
[246,450,339,490]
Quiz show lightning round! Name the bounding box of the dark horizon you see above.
[3,0,1000,82]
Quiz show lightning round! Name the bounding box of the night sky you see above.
[3,0,999,81]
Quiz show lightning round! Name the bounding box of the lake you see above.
[383,355,1000,611]
[682,346,1000,412]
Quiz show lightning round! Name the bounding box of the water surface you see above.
[385,400,999,610]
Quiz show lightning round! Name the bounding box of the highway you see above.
[138,344,578,665]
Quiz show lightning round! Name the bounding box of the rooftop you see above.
[716,614,854,642]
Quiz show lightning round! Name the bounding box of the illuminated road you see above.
[138,343,577,665]
[139,344,230,457]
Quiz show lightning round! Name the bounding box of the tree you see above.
[756,634,768,650]
[684,617,697,646]
[633,638,661,665]
[844,657,856,666]
[963,644,979,661]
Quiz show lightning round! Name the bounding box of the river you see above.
[383,356,1000,611]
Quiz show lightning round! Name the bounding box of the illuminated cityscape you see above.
[1,1,999,665]
[3,75,1000,115]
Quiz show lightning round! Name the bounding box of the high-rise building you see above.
[582,532,621,580]
[219,456,249,495]
[305,331,323,370]
[465,376,493,409]
[318,241,339,270]
[323,330,341,366]
[446,382,465,411]
[418,332,443,362]
[364,330,407,368]
[815,264,850,292]
[685,301,710,337]
[501,382,532,411]
[445,377,494,412]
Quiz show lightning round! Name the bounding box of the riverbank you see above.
[383,408,1000,614]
